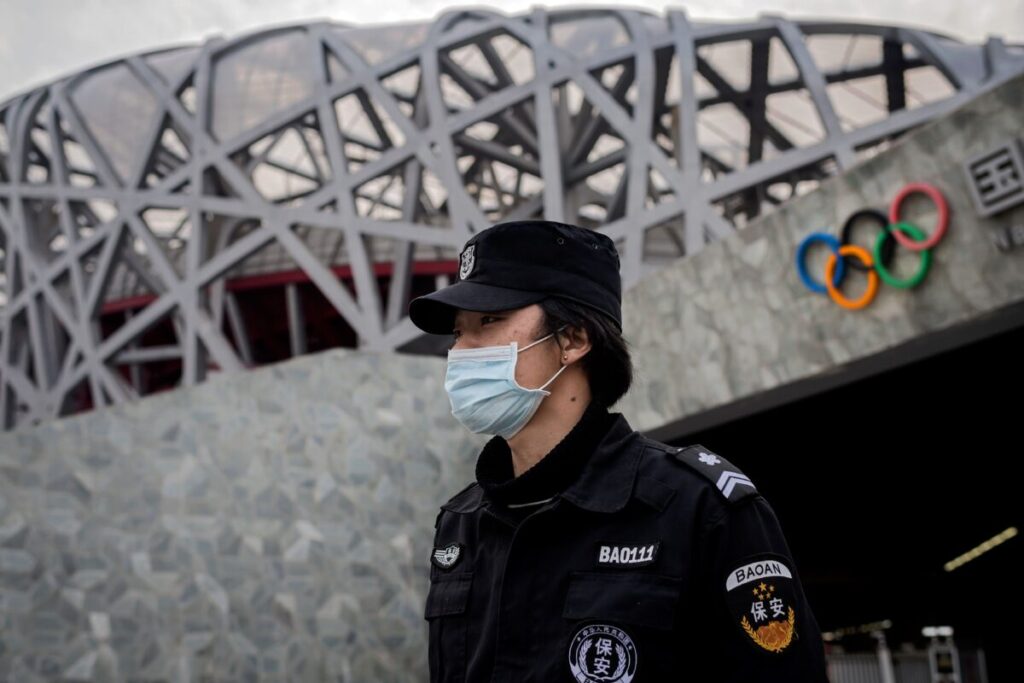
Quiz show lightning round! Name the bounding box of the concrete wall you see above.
[0,351,474,682]
[0,74,1021,682]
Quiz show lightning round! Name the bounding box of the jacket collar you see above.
[441,412,645,515]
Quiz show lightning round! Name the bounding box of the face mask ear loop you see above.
[537,362,569,393]
[518,323,569,354]
[509,324,572,393]
[518,332,552,353]
[538,324,572,392]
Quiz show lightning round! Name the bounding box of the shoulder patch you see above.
[724,553,798,654]
[431,542,465,570]
[668,444,758,504]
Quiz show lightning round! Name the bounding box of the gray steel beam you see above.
[0,9,1019,428]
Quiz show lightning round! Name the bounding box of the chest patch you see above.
[724,554,798,654]
[595,541,660,568]
[431,542,464,570]
[568,623,637,683]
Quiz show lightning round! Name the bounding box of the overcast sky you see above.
[1,0,1021,102]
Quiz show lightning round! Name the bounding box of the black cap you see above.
[408,220,622,335]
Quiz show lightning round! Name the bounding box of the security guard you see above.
[408,220,830,682]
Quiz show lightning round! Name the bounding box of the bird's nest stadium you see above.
[0,7,1021,430]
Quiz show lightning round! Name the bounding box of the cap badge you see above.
[459,244,476,280]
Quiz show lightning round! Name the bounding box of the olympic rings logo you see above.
[795,183,950,310]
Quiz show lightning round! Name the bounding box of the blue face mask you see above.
[445,325,569,439]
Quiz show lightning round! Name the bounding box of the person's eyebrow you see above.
[457,310,510,322]
[453,311,510,331]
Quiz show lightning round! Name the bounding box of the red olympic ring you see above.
[888,182,949,251]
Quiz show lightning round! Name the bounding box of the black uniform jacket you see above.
[424,409,830,682]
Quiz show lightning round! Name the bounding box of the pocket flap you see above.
[424,572,473,619]
[563,571,681,630]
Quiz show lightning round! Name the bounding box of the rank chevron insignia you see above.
[717,470,755,498]
[667,444,758,503]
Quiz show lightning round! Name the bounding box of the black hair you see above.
[534,297,633,409]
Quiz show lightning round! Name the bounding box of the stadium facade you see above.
[1,7,1022,430]
[1,8,1023,682]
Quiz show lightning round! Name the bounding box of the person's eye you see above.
[448,317,500,349]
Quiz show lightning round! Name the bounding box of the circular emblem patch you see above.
[459,244,475,280]
[567,623,637,683]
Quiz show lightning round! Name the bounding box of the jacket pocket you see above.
[424,572,472,683]
[562,571,682,630]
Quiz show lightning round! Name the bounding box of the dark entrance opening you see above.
[670,316,1023,681]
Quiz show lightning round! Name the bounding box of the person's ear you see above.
[559,325,591,363]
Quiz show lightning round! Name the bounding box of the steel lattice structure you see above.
[0,7,1021,430]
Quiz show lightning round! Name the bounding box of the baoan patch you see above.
[595,541,660,568]
[724,555,798,654]
[568,623,637,683]
[431,542,464,570]
[459,244,476,280]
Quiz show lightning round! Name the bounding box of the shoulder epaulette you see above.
[667,443,758,504]
[439,480,485,514]
[445,481,476,505]
[436,482,475,529]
